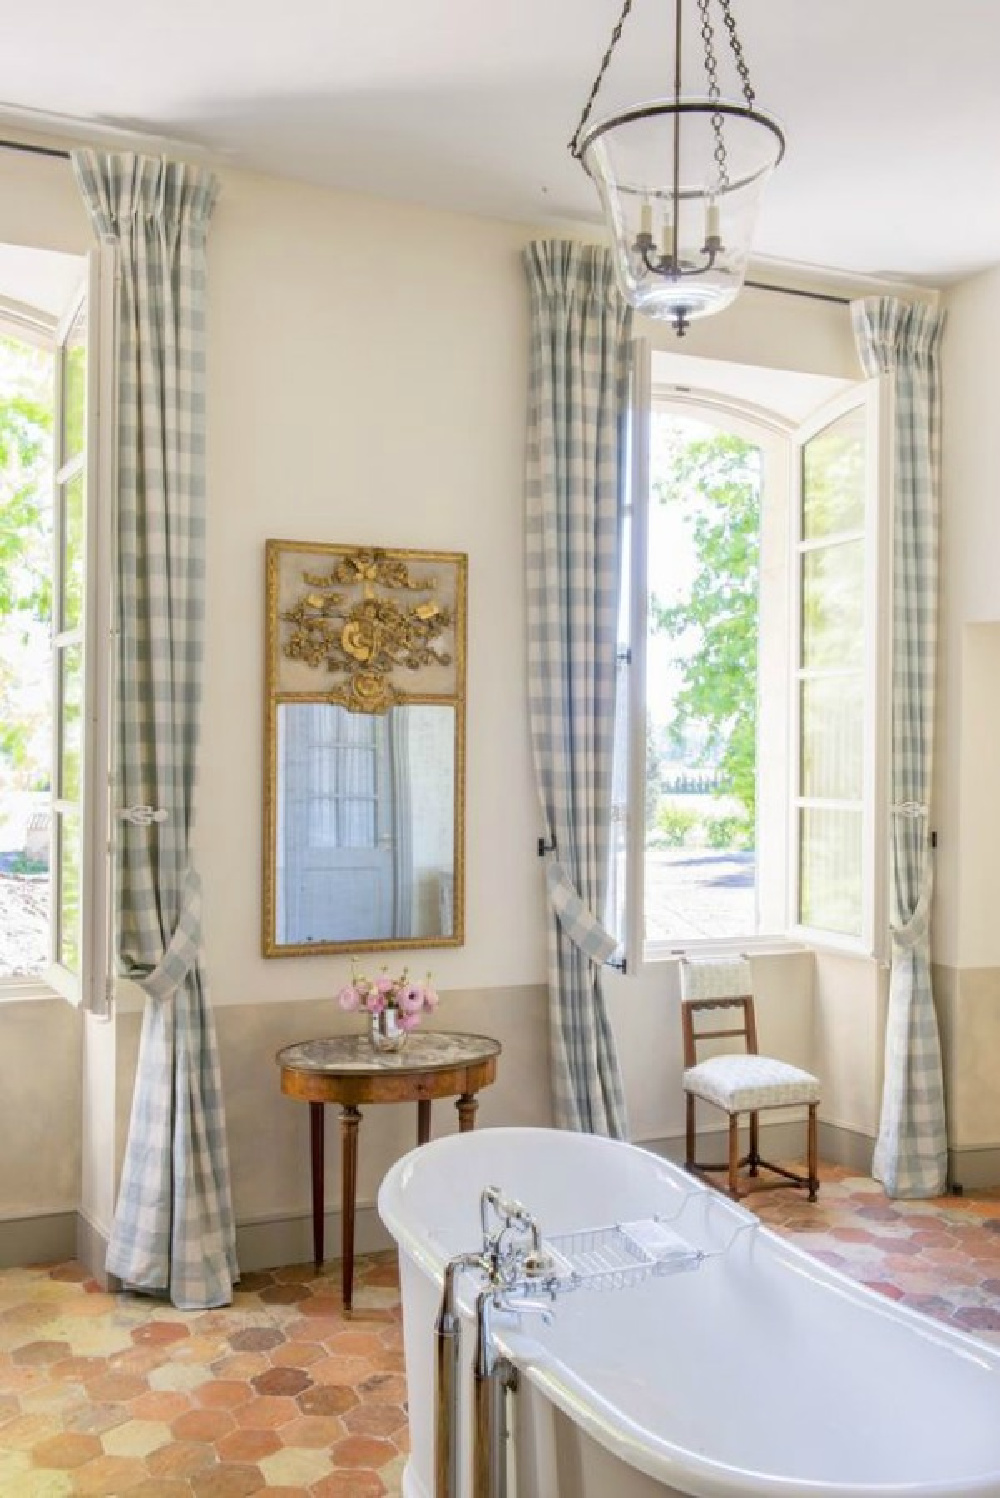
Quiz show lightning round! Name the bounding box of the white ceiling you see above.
[2,0,999,286]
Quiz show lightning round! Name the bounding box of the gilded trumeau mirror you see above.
[263,540,467,957]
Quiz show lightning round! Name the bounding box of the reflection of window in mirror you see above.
[263,540,466,957]
[276,703,455,947]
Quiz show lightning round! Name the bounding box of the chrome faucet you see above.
[435,1186,558,1498]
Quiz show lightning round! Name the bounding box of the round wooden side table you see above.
[276,1030,501,1310]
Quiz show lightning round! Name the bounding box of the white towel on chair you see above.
[679,957,752,1001]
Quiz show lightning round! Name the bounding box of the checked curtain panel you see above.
[852,296,948,1199]
[73,152,238,1308]
[523,240,631,1139]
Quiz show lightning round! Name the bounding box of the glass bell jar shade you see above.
[580,99,784,331]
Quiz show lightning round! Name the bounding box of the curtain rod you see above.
[0,137,71,161]
[745,279,851,308]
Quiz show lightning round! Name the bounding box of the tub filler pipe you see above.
[435,1254,484,1498]
[473,1289,518,1498]
[436,1190,555,1498]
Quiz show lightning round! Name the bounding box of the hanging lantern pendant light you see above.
[570,0,784,334]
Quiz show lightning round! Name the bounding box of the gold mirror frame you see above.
[263,539,467,957]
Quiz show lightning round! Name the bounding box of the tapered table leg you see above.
[309,1102,325,1270]
[340,1105,362,1312]
[417,1099,432,1146]
[456,1093,478,1132]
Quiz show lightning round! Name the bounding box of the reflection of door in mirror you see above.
[275,703,455,947]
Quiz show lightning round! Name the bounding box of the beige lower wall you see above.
[935,963,1000,1151]
[813,951,884,1139]
[116,984,551,1232]
[0,998,82,1219]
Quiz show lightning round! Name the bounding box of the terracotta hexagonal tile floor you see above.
[2,1169,1000,1493]
[0,1253,407,1495]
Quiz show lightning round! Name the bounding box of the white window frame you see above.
[0,246,116,1011]
[622,350,890,972]
[788,379,892,959]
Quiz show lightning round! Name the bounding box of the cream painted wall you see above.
[938,265,1000,969]
[198,167,543,1003]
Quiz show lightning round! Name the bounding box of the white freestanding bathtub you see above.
[378,1126,1000,1498]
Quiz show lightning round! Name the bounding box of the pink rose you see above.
[364,991,386,1014]
[375,975,395,996]
[338,983,361,1012]
[423,985,440,1011]
[398,1010,422,1031]
[399,983,425,1014]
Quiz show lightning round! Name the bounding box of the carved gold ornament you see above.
[280,547,455,712]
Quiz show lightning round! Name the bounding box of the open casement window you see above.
[789,381,891,956]
[45,252,115,1010]
[617,341,890,970]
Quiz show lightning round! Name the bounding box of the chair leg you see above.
[749,1110,759,1175]
[807,1102,819,1202]
[685,1093,695,1170]
[728,1114,740,1198]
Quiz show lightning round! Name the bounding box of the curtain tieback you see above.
[891,857,935,953]
[545,858,617,964]
[136,866,204,1002]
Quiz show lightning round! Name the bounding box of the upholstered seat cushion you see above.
[683,1054,820,1112]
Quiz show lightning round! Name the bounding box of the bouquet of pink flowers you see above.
[337,962,439,1033]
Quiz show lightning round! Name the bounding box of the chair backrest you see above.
[681,994,759,1070]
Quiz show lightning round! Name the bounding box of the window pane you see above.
[802,538,864,669]
[644,414,760,945]
[799,806,862,936]
[61,471,85,631]
[63,313,87,461]
[58,643,83,803]
[802,404,866,540]
[56,808,82,973]
[800,675,864,801]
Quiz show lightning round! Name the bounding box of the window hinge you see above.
[616,646,632,664]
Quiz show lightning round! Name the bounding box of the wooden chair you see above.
[680,960,820,1202]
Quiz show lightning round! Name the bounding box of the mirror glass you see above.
[274,702,456,947]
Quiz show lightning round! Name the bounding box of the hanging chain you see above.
[718,0,756,109]
[569,0,637,157]
[697,0,729,189]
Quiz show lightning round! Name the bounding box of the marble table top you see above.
[276,1030,501,1076]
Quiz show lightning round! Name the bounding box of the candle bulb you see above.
[639,202,653,238]
[706,201,721,245]
[662,219,675,260]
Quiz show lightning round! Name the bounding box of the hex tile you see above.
[144,1439,217,1480]
[249,1365,312,1397]
[258,1442,334,1485]
[228,1327,284,1352]
[296,1384,357,1418]
[216,1426,282,1462]
[171,1407,237,1443]
[30,1430,103,1468]
[101,1418,172,1458]
[189,1464,264,1496]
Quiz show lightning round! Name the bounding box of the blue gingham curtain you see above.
[73,152,237,1307]
[852,297,947,1198]
[524,240,631,1138]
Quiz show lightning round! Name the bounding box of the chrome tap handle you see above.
[496,1293,555,1325]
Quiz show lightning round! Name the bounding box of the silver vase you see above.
[369,1007,407,1053]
